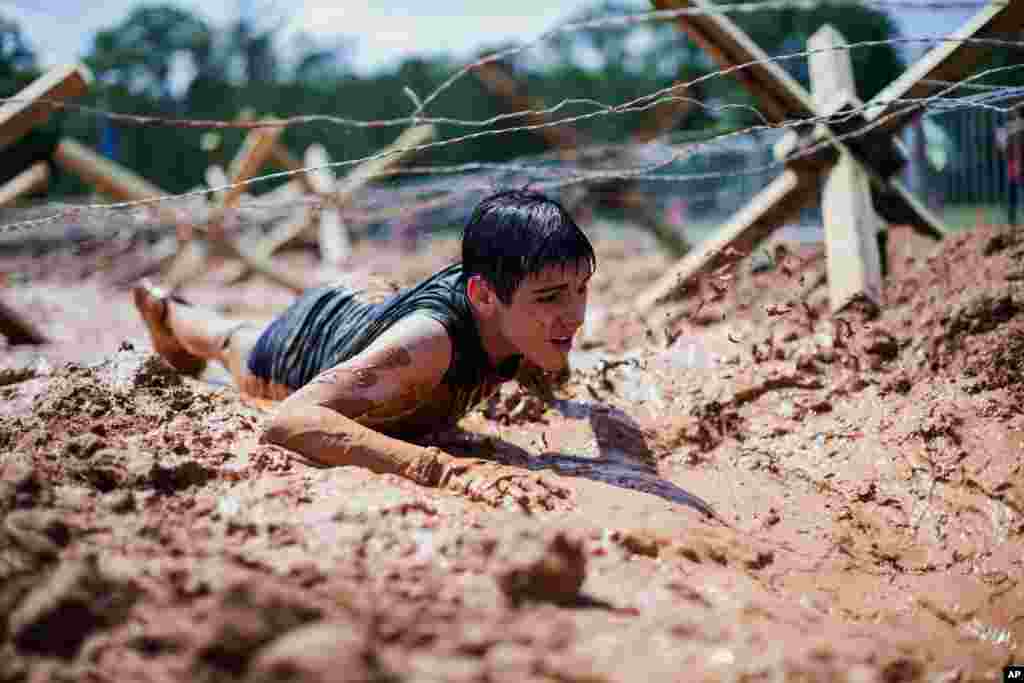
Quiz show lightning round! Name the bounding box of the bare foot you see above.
[131,281,207,376]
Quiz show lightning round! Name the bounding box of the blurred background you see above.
[2,0,1020,239]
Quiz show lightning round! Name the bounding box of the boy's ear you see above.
[467,275,499,315]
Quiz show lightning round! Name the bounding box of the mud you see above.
[1,221,1023,681]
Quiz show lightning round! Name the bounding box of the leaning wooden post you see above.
[0,64,93,346]
[52,139,183,224]
[639,0,1010,314]
[233,124,436,280]
[0,299,47,346]
[0,162,49,208]
[162,122,306,292]
[808,25,883,313]
[635,168,819,311]
[0,65,92,150]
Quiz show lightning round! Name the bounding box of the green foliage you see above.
[721,0,906,102]
[1,0,912,197]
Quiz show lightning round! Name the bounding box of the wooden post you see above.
[306,143,350,264]
[473,61,582,156]
[162,121,298,291]
[864,0,1024,135]
[808,25,883,313]
[0,162,49,208]
[636,169,818,311]
[0,299,47,346]
[238,124,436,275]
[648,0,941,233]
[637,0,1013,313]
[0,64,92,151]
[473,60,692,257]
[53,138,182,226]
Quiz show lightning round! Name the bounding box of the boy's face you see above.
[494,260,592,372]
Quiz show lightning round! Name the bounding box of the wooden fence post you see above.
[808,25,883,313]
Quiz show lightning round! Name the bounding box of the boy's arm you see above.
[260,316,571,507]
[261,314,455,483]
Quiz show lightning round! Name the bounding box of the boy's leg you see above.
[132,282,266,390]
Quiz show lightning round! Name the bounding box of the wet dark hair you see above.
[461,190,596,304]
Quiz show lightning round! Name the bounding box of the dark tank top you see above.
[248,263,520,434]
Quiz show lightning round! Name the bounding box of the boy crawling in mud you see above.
[132,190,593,502]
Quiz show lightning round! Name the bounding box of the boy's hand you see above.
[443,458,573,512]
[408,450,571,512]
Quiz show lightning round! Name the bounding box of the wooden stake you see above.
[821,154,883,312]
[0,161,49,208]
[636,169,818,312]
[651,0,813,124]
[0,298,47,345]
[240,124,435,272]
[163,122,307,293]
[809,25,883,313]
[52,138,181,225]
[865,0,1024,135]
[473,62,582,155]
[0,64,92,151]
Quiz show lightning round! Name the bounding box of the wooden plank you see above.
[473,62,582,154]
[821,154,884,312]
[268,143,319,195]
[52,138,181,225]
[240,125,434,274]
[809,25,883,313]
[873,177,949,240]
[651,0,815,123]
[808,26,860,115]
[0,64,92,151]
[865,0,1024,134]
[220,125,284,212]
[0,161,49,208]
[0,298,47,345]
[636,169,818,312]
[306,144,350,264]
[334,124,435,206]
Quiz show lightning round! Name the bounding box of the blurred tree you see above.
[720,0,906,102]
[88,5,214,103]
[0,12,36,80]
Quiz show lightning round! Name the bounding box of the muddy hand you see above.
[440,457,573,513]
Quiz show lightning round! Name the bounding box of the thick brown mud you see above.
[2,221,1023,681]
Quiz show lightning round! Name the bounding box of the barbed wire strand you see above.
[2,34,1021,134]
[0,24,1020,234]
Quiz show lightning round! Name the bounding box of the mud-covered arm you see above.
[261,315,574,508]
[260,315,457,486]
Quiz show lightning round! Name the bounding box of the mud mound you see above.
[2,223,1024,681]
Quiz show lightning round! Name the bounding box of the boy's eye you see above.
[536,293,560,303]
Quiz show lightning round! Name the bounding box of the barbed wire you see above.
[2,35,1021,135]
[1,86,1019,235]
[0,1,1020,236]
[4,74,1017,238]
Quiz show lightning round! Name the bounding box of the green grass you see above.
[938,204,1013,232]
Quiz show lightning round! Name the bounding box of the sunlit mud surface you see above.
[2,219,1023,681]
